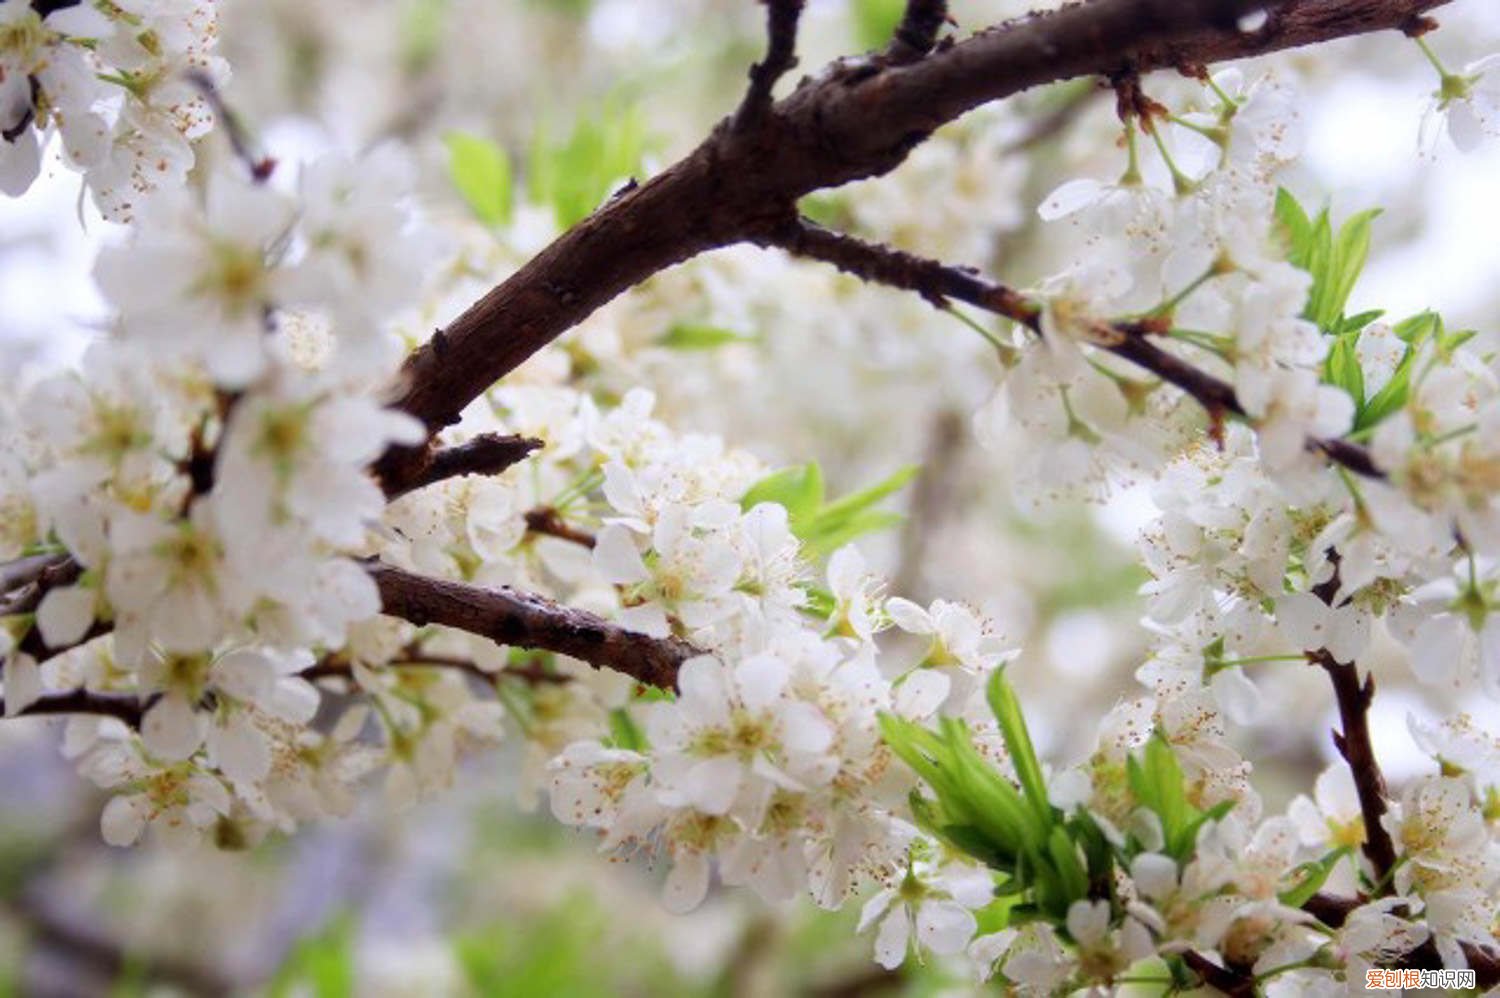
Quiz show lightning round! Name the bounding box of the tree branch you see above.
[758,218,1383,479]
[885,0,949,64]
[380,432,542,500]
[0,689,145,726]
[1310,648,1401,877]
[1306,552,1400,889]
[736,0,807,129]
[1304,892,1500,987]
[375,0,1448,481]
[1182,950,1254,997]
[368,560,693,690]
[0,552,80,617]
[524,507,598,549]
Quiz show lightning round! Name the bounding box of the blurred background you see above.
[3,0,1500,993]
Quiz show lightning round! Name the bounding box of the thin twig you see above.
[759,218,1384,480]
[885,0,949,63]
[1304,892,1500,986]
[1306,552,1399,888]
[736,0,807,129]
[381,432,542,500]
[524,507,598,549]
[0,689,145,726]
[1182,950,1254,997]
[377,0,1446,466]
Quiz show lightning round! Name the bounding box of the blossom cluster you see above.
[1,0,225,219]
[3,2,1500,992]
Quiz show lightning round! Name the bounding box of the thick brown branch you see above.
[885,0,949,63]
[761,219,1382,479]
[377,0,1448,469]
[737,0,807,128]
[380,432,542,500]
[368,560,694,690]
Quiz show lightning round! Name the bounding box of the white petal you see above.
[916,901,977,955]
[141,695,204,761]
[594,524,650,585]
[884,597,933,635]
[208,713,271,784]
[857,888,896,933]
[873,910,910,969]
[37,585,95,648]
[663,853,710,914]
[1038,178,1104,221]
[3,655,43,717]
[101,794,148,847]
[685,756,742,815]
[894,670,950,719]
[1210,668,1262,726]
[735,655,788,710]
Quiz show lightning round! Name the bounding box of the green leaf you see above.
[741,463,825,521]
[796,465,918,559]
[1274,187,1313,266]
[1392,310,1441,344]
[1280,847,1352,909]
[606,707,647,752]
[800,585,836,618]
[1128,735,1194,858]
[799,510,903,562]
[444,131,512,227]
[1045,826,1089,909]
[986,669,1053,828]
[269,914,357,998]
[1314,208,1380,331]
[1336,309,1386,335]
[529,101,649,227]
[816,465,918,524]
[1324,333,1365,406]
[657,324,756,351]
[1277,190,1381,333]
[1355,345,1415,432]
[741,463,916,559]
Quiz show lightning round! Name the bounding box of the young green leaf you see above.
[657,324,757,351]
[741,463,825,521]
[986,668,1053,828]
[1324,332,1365,406]
[444,131,513,227]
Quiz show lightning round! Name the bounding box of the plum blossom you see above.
[857,858,993,969]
